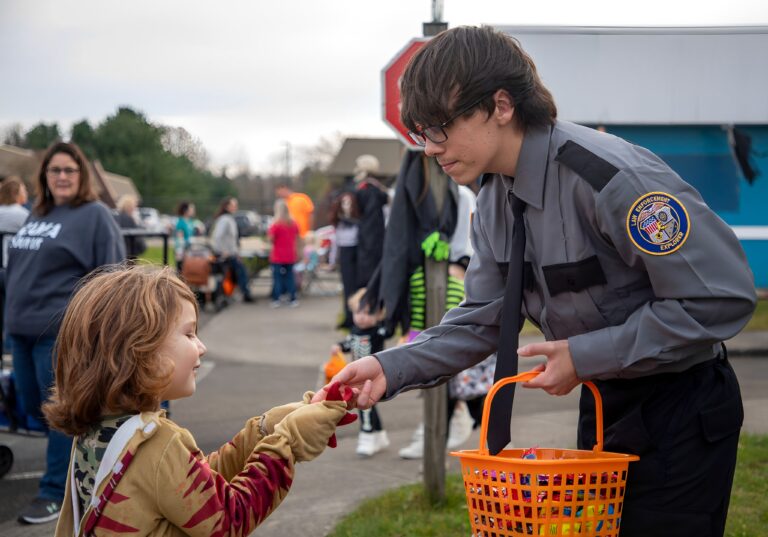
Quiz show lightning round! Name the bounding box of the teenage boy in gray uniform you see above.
[320,26,756,536]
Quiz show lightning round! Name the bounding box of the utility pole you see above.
[283,142,292,182]
[422,0,449,506]
[423,0,447,38]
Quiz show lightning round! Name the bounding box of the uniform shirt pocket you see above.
[541,255,606,296]
[542,256,609,334]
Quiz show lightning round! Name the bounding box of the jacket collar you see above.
[505,124,553,211]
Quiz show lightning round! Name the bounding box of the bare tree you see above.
[160,126,210,169]
[2,123,25,147]
[297,132,344,172]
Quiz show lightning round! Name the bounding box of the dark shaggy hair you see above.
[400,26,557,133]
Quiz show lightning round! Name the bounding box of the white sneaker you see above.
[356,430,390,457]
[398,423,424,459]
[447,400,474,449]
[269,300,281,308]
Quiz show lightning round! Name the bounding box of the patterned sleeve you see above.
[155,427,295,536]
[205,417,266,481]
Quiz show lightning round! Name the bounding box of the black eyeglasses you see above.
[46,167,80,177]
[408,94,493,146]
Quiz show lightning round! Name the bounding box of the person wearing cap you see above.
[319,26,756,536]
[352,154,390,291]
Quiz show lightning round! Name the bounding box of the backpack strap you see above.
[72,415,153,536]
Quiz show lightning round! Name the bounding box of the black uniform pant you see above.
[338,246,358,327]
[578,352,743,537]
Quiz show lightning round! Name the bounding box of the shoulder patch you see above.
[626,192,690,255]
[555,140,619,192]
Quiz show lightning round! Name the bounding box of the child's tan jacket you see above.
[56,411,295,536]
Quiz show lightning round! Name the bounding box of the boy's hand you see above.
[323,382,357,448]
[312,356,387,410]
[260,391,314,436]
[517,340,580,396]
[330,343,342,355]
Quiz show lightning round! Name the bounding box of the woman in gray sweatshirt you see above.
[5,142,125,524]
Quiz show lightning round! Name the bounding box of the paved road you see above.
[1,274,766,536]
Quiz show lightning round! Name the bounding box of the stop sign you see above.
[382,38,428,147]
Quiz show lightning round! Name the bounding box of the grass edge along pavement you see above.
[327,433,768,537]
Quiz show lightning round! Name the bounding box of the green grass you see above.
[329,434,767,537]
[727,433,768,537]
[137,245,271,277]
[138,245,167,265]
[327,473,470,537]
[747,299,768,331]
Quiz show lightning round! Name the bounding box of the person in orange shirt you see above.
[276,184,314,238]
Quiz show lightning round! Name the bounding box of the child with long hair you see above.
[44,265,353,536]
[268,199,299,307]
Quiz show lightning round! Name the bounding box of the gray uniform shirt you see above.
[377,120,756,399]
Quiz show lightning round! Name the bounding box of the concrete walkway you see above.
[2,272,766,536]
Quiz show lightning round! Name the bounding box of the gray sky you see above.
[1,0,766,175]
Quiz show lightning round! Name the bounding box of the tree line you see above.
[4,107,237,217]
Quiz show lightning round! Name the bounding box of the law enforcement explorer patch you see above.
[626,192,690,255]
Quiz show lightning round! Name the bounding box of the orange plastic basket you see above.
[450,371,639,536]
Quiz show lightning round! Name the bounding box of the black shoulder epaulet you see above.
[479,173,495,189]
[554,140,619,192]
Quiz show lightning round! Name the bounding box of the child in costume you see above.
[332,288,389,457]
[43,265,354,536]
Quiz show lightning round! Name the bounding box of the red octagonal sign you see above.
[381,38,428,147]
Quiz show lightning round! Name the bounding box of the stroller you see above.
[180,240,231,312]
[0,356,45,478]
[0,270,46,479]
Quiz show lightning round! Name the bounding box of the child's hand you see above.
[330,343,342,355]
[273,400,348,462]
[260,391,314,436]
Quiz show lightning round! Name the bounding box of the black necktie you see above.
[487,190,526,455]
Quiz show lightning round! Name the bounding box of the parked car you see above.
[259,214,272,235]
[234,210,262,237]
[138,207,163,232]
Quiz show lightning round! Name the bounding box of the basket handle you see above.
[477,370,604,456]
